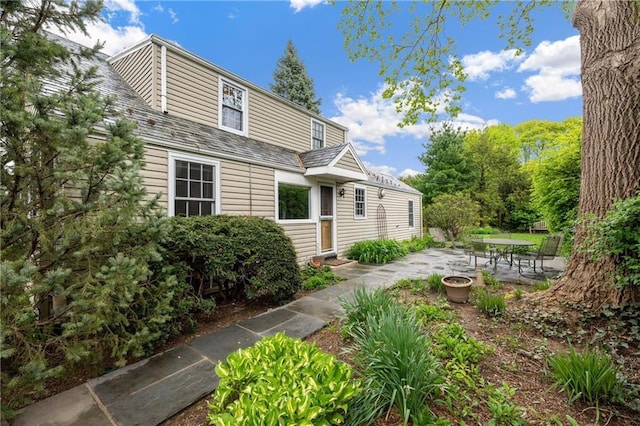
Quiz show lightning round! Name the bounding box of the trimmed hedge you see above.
[162,215,301,303]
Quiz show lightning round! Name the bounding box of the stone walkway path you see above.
[11,248,565,426]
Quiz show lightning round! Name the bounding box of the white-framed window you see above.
[219,78,248,136]
[168,152,220,217]
[354,185,367,219]
[311,120,325,149]
[408,200,415,228]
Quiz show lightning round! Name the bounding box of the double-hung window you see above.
[219,78,247,135]
[169,153,219,217]
[408,200,415,228]
[354,186,366,219]
[311,120,325,149]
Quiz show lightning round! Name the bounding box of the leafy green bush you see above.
[301,265,345,290]
[162,215,301,303]
[414,303,455,323]
[433,322,491,365]
[474,289,506,317]
[401,235,432,252]
[582,194,640,288]
[346,239,408,264]
[427,273,445,294]
[486,383,527,425]
[548,346,623,406]
[482,271,502,289]
[343,299,443,425]
[208,332,360,425]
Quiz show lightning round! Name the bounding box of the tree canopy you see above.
[0,1,194,416]
[338,0,640,308]
[270,39,321,114]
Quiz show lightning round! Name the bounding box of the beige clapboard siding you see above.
[248,90,311,151]
[111,44,154,106]
[113,39,347,152]
[335,185,422,257]
[335,151,362,173]
[165,49,217,126]
[220,161,275,218]
[281,222,318,264]
[141,146,168,206]
[325,124,345,147]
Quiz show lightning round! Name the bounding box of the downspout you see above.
[249,164,253,215]
[161,45,167,113]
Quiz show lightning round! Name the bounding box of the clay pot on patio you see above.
[442,275,473,303]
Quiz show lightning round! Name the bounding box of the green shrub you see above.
[346,239,408,264]
[208,332,360,425]
[301,265,345,290]
[474,289,506,317]
[548,346,623,406]
[427,273,445,294]
[401,235,432,252]
[486,383,527,425]
[162,215,301,303]
[344,301,443,425]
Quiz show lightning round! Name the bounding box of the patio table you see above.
[472,238,535,269]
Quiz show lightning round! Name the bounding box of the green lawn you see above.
[491,232,547,246]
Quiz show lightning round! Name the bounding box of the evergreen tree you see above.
[419,123,477,205]
[270,40,321,114]
[0,1,189,417]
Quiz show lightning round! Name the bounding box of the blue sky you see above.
[57,0,582,178]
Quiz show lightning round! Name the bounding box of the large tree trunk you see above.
[533,0,640,310]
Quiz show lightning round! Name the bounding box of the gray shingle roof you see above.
[45,34,304,172]
[298,144,349,168]
[44,34,421,195]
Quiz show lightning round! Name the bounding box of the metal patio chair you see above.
[515,234,563,274]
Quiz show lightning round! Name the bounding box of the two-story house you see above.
[70,34,423,263]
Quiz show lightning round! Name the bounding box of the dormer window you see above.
[312,120,324,149]
[219,78,248,136]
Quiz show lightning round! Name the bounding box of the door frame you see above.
[317,183,337,255]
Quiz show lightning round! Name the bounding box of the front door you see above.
[319,185,334,253]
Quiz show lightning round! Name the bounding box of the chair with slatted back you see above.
[516,234,563,274]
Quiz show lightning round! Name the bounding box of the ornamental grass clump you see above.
[426,273,445,294]
[474,288,506,317]
[346,239,408,264]
[342,294,443,425]
[548,346,623,407]
[208,332,360,425]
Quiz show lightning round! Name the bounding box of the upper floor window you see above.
[408,200,415,228]
[354,186,366,219]
[169,153,220,217]
[312,120,325,149]
[219,78,248,136]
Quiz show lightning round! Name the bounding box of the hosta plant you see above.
[208,332,361,425]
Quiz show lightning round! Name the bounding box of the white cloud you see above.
[105,0,141,24]
[330,85,499,160]
[518,36,581,102]
[461,49,523,81]
[167,8,178,24]
[289,0,325,13]
[46,0,147,55]
[521,74,582,102]
[399,168,421,178]
[495,87,516,99]
[228,8,240,19]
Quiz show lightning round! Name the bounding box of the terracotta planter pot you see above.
[442,275,473,303]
